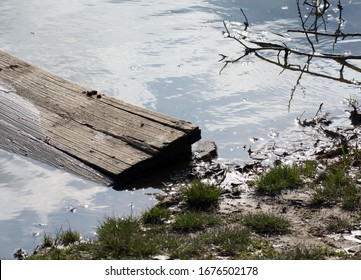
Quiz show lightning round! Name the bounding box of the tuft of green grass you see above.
[242,212,291,235]
[57,229,81,246]
[256,165,302,195]
[326,217,353,233]
[341,184,361,211]
[202,227,252,256]
[29,230,87,260]
[30,247,79,260]
[95,216,159,259]
[166,226,253,259]
[300,160,318,177]
[182,180,221,210]
[264,245,333,260]
[312,167,360,210]
[142,206,171,224]
[172,211,221,232]
[165,234,206,259]
[42,233,54,248]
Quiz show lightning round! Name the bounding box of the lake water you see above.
[0,0,360,258]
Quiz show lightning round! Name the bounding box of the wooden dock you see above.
[0,51,201,186]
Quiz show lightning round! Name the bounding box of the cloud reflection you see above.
[0,150,107,222]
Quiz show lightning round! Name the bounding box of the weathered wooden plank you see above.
[0,51,201,186]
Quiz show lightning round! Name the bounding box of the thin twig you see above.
[333,0,344,48]
[288,63,307,111]
[314,103,324,118]
[297,0,316,52]
[220,2,361,90]
[254,51,361,85]
[240,8,249,31]
[287,29,361,38]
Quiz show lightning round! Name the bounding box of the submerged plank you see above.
[0,50,201,186]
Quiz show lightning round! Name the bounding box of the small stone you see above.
[193,140,218,161]
[13,248,28,260]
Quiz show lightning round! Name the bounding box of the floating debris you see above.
[68,207,77,214]
[297,103,332,127]
[268,129,279,138]
[34,223,47,227]
[250,137,262,143]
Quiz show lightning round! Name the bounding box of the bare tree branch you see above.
[286,30,361,39]
[240,8,249,31]
[219,0,361,109]
[220,1,361,82]
[333,0,344,48]
[297,0,316,51]
[254,51,361,86]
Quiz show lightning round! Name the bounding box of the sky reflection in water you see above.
[0,0,360,258]
[0,150,162,258]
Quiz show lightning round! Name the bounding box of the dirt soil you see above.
[161,108,361,258]
[219,186,361,256]
[161,158,361,258]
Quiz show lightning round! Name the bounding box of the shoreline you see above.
[15,106,361,259]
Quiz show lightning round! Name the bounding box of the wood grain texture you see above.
[0,51,201,186]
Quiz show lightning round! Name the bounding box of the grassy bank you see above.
[27,156,361,259]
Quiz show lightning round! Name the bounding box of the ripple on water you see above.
[0,0,360,259]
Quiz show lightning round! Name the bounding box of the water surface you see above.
[0,0,360,258]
